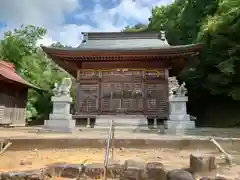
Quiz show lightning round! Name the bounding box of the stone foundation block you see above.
[167,169,195,180]
[190,154,216,174]
[165,120,195,130]
[44,119,76,129]
[145,161,167,180]
[95,115,147,129]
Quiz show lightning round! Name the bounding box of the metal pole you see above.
[111,120,115,160]
[103,120,113,180]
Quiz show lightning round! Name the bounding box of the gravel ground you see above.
[0,127,240,178]
[0,148,239,179]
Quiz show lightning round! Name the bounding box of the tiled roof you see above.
[41,32,202,54]
[78,32,170,50]
[0,60,37,88]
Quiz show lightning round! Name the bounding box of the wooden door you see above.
[145,83,168,116]
[77,84,99,113]
[101,83,122,112]
[101,82,144,113]
[122,82,144,112]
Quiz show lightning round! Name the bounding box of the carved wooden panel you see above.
[102,69,143,82]
[102,70,131,81]
[145,69,165,80]
[131,70,142,81]
[77,84,99,112]
[79,71,98,80]
[145,83,168,115]
[82,61,166,70]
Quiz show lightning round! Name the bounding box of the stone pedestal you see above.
[165,95,195,132]
[95,115,147,130]
[43,95,76,132]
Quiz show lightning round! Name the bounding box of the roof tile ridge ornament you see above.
[159,24,169,45]
[81,32,88,44]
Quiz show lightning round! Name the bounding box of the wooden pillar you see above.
[98,71,102,114]
[75,70,81,114]
[165,68,170,126]
[154,118,157,128]
[164,68,169,79]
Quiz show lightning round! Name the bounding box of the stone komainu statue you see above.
[168,76,187,96]
[176,82,187,96]
[60,77,72,96]
[168,76,179,96]
[52,77,72,96]
[53,82,61,96]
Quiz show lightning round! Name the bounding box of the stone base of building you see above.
[38,127,77,133]
[165,120,195,129]
[169,114,190,121]
[164,120,195,135]
[49,114,72,121]
[95,115,147,129]
[42,119,76,133]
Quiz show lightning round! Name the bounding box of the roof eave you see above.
[0,75,43,92]
[40,43,203,56]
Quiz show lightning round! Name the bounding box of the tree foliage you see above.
[125,0,240,126]
[146,0,240,101]
[1,0,240,126]
[0,25,70,123]
[123,23,148,32]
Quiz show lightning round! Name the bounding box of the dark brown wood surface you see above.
[0,80,28,125]
[76,68,168,117]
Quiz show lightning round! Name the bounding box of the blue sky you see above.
[0,0,173,47]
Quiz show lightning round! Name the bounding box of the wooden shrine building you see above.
[0,60,38,126]
[41,32,202,127]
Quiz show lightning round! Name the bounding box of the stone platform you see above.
[43,94,76,133]
[94,115,147,129]
[1,127,240,151]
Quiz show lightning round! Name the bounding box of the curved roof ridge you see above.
[81,32,161,40]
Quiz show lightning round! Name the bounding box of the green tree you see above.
[123,23,148,32]
[51,42,72,48]
[147,0,240,99]
[0,25,70,123]
[127,0,240,126]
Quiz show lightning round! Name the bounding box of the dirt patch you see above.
[0,148,239,179]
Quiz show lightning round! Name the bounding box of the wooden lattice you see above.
[76,69,168,116]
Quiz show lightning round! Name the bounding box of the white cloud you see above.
[0,0,83,47]
[0,0,80,28]
[109,0,151,23]
[45,24,93,47]
[75,0,173,32]
[0,0,173,47]
[37,36,55,47]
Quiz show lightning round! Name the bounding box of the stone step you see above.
[37,126,77,133]
[95,115,147,128]
[79,127,240,138]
